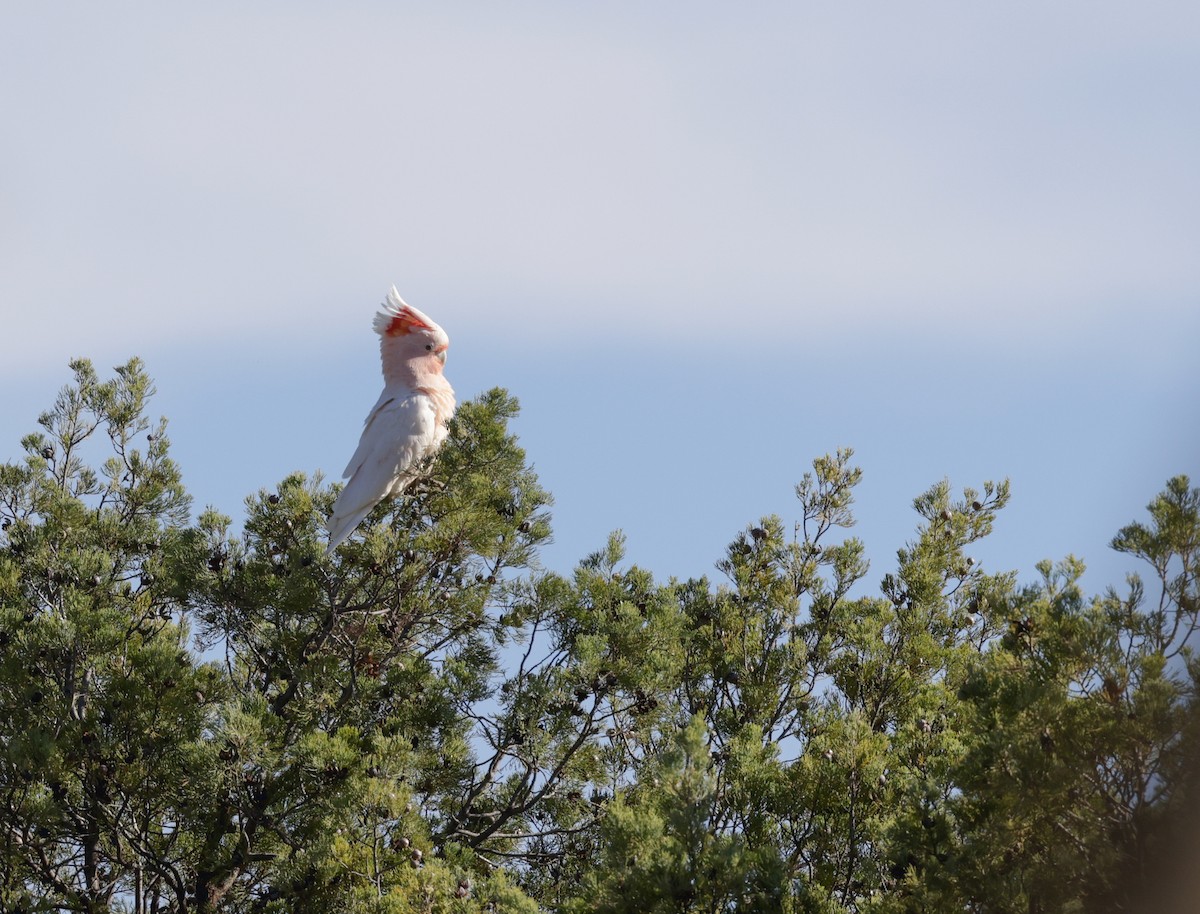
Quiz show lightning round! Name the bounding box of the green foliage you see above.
[567,716,786,914]
[2,362,1196,913]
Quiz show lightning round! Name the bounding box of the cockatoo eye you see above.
[425,344,433,351]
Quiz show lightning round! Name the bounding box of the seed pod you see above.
[1101,676,1122,703]
[1040,728,1055,753]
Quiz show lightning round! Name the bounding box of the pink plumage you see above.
[326,288,456,553]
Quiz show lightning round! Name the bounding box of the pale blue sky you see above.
[3,2,1198,595]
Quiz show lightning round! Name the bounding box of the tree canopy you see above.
[2,359,1197,913]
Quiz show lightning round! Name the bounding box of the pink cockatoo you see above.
[325,288,456,554]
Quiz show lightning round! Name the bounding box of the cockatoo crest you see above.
[374,287,439,338]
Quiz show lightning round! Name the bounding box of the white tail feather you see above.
[325,499,377,554]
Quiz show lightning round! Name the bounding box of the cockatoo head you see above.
[374,287,450,380]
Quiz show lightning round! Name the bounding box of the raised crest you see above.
[373,286,436,337]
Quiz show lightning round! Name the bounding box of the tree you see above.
[0,360,545,912]
[2,359,1196,913]
[0,359,205,913]
[929,478,1200,913]
[567,715,786,914]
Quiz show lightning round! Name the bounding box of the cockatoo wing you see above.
[325,391,439,552]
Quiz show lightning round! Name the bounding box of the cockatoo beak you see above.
[435,346,448,365]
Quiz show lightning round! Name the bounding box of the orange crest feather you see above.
[373,287,436,337]
[383,308,433,337]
